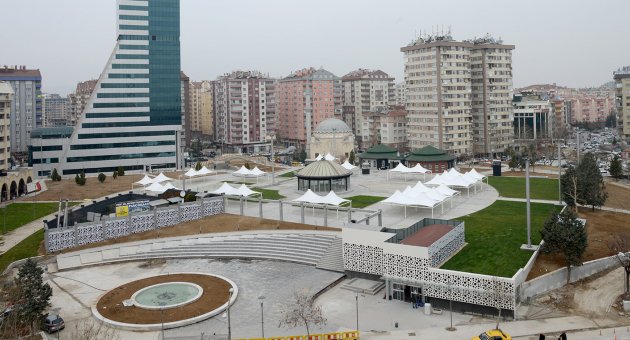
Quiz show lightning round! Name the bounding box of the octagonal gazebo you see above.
[296,160,352,192]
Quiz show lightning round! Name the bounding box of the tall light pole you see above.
[355,291,359,331]
[227,287,234,340]
[269,134,276,185]
[525,159,532,248]
[258,295,265,338]
[558,141,562,204]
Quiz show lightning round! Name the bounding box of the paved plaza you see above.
[160,168,498,230]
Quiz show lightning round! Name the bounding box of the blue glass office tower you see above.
[30,0,182,175]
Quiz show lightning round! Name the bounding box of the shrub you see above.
[98,173,106,183]
[112,170,118,179]
[51,168,62,181]
[75,171,86,186]
[117,166,125,176]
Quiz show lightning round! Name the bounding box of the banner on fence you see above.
[116,199,150,217]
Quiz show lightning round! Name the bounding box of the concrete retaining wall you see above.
[519,255,620,300]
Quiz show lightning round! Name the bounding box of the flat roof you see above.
[399,224,453,247]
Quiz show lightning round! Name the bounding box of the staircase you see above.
[316,237,344,272]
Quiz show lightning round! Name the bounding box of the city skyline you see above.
[4,0,629,95]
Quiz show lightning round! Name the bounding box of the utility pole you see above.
[558,142,562,204]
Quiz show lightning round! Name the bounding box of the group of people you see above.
[540,332,567,340]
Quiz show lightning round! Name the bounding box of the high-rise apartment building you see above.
[31,0,182,176]
[180,71,191,148]
[401,33,514,156]
[0,82,13,170]
[43,94,69,127]
[615,66,630,142]
[0,66,42,155]
[360,105,407,150]
[470,36,515,156]
[395,82,406,106]
[214,71,276,153]
[276,67,341,150]
[68,79,97,126]
[190,80,213,139]
[341,69,395,144]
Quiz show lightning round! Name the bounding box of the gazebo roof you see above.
[406,145,455,162]
[357,144,402,160]
[296,160,352,179]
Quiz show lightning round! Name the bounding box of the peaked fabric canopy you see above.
[145,182,166,193]
[341,161,356,170]
[390,163,411,173]
[233,166,252,176]
[235,184,261,197]
[162,182,181,191]
[184,168,199,177]
[410,163,431,174]
[250,166,266,176]
[153,173,174,183]
[425,173,445,186]
[292,189,326,204]
[435,184,459,197]
[135,175,155,186]
[467,168,486,180]
[324,153,336,161]
[197,166,213,175]
[322,191,350,206]
[211,182,239,196]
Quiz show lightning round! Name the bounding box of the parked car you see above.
[472,329,511,340]
[42,314,65,333]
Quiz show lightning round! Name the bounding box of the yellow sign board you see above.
[115,205,129,217]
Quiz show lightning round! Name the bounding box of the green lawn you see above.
[344,195,386,209]
[251,188,286,200]
[441,201,559,277]
[488,176,560,201]
[0,202,72,235]
[0,229,44,273]
[279,171,296,178]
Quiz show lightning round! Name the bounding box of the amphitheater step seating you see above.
[57,232,341,270]
[341,278,385,295]
[316,237,344,273]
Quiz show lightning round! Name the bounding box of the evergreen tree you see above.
[348,150,356,165]
[13,259,52,332]
[112,170,118,179]
[50,168,61,181]
[298,149,307,163]
[609,155,623,179]
[577,153,607,211]
[117,166,125,177]
[195,161,202,171]
[541,209,587,283]
[98,173,106,183]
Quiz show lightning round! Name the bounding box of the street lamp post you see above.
[227,287,234,340]
[355,291,359,331]
[268,134,276,185]
[258,295,265,338]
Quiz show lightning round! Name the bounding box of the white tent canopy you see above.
[184,168,199,177]
[341,160,356,170]
[383,186,445,218]
[425,173,445,186]
[211,182,239,196]
[324,153,336,161]
[153,172,174,183]
[233,166,252,176]
[410,163,431,174]
[162,182,181,191]
[197,166,213,176]
[250,166,266,176]
[435,184,459,197]
[145,182,167,193]
[135,175,154,186]
[390,163,410,173]
[322,191,350,206]
[235,184,262,198]
[293,189,326,205]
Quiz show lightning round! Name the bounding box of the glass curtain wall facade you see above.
[31,0,181,175]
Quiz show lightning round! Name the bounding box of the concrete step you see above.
[162,244,325,257]
[118,250,321,265]
[171,239,332,250]
[316,237,345,273]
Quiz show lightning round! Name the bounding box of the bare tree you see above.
[491,277,504,330]
[608,233,630,295]
[73,318,119,340]
[278,289,326,336]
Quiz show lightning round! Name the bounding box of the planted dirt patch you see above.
[527,209,628,280]
[96,273,230,324]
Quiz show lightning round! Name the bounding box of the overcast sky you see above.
[4,0,629,95]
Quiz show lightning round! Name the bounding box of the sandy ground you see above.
[96,273,230,324]
[604,181,630,211]
[24,171,183,202]
[53,213,338,254]
[527,209,628,280]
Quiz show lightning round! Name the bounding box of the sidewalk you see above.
[359,315,627,340]
[497,197,630,215]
